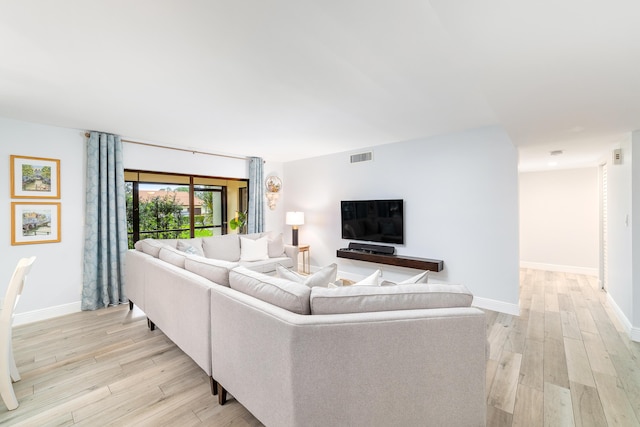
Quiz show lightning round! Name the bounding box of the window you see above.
[125,170,248,248]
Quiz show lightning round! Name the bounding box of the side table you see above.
[298,244,310,274]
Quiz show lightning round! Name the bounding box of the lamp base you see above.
[292,228,299,246]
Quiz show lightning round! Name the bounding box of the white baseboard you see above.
[14,301,82,326]
[519,261,598,276]
[605,293,640,343]
[472,296,520,316]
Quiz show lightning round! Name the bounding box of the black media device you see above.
[341,199,404,245]
[348,242,396,255]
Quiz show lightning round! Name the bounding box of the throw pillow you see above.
[266,232,286,258]
[176,240,205,257]
[276,263,338,288]
[380,270,429,286]
[240,236,269,262]
[352,269,381,286]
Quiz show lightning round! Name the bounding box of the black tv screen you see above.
[341,199,404,245]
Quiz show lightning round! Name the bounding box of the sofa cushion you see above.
[134,238,166,258]
[184,255,237,287]
[158,246,188,269]
[276,263,337,288]
[240,236,269,262]
[229,267,311,315]
[309,283,473,315]
[202,234,240,261]
[176,239,205,257]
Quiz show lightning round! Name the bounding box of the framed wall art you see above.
[10,155,60,199]
[11,202,61,245]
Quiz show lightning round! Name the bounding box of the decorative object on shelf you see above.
[10,155,61,199]
[11,202,61,245]
[265,175,282,210]
[229,211,247,234]
[286,211,304,246]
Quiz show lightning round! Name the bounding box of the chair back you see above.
[1,257,36,327]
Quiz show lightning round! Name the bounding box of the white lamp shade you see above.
[286,211,305,226]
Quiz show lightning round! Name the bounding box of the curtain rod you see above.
[83,132,249,161]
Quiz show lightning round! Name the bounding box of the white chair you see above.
[0,257,36,411]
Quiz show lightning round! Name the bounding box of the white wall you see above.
[519,168,599,274]
[123,142,247,179]
[0,117,85,322]
[607,134,640,341]
[633,131,640,334]
[264,161,285,236]
[283,126,520,314]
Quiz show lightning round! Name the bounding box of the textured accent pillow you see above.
[134,238,166,258]
[352,270,381,286]
[202,234,240,261]
[310,283,474,315]
[240,236,269,262]
[276,263,338,288]
[184,256,238,287]
[380,270,430,286]
[177,240,205,257]
[229,266,311,314]
[158,246,188,268]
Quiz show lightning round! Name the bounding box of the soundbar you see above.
[347,242,396,255]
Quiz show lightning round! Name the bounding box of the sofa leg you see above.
[217,383,227,405]
[128,300,134,310]
[210,377,218,395]
[147,318,155,331]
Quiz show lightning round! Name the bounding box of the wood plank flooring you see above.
[1,269,639,426]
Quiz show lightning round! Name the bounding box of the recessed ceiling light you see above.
[548,161,558,167]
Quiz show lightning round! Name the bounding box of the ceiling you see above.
[2,1,639,170]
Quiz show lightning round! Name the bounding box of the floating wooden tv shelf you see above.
[336,249,444,272]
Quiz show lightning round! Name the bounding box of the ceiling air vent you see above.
[350,151,373,164]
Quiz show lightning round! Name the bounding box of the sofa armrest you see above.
[210,285,486,427]
[283,245,300,272]
[146,260,215,375]
[125,249,152,311]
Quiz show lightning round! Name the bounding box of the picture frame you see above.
[11,202,61,245]
[10,155,60,199]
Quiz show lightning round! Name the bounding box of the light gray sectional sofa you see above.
[125,235,487,427]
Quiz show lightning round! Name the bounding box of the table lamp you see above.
[286,211,304,246]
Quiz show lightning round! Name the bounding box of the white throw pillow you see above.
[276,263,338,288]
[380,270,430,286]
[352,270,381,286]
[240,236,269,262]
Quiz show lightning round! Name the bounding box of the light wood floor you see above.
[1,269,639,426]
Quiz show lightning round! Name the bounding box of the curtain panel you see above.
[247,157,264,234]
[81,132,128,310]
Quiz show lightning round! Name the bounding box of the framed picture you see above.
[11,202,61,245]
[10,155,60,199]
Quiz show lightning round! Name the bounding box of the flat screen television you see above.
[341,199,404,245]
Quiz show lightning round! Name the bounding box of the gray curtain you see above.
[81,132,128,310]
[247,157,264,233]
